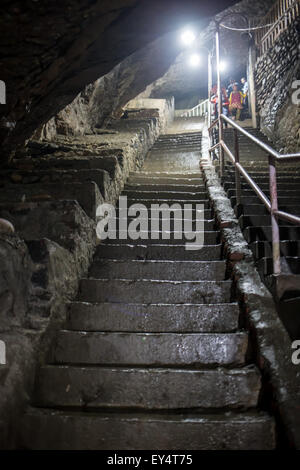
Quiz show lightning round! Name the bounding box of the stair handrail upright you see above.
[208,114,300,279]
[181,99,209,118]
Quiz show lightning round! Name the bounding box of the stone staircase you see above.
[20,131,275,450]
[218,128,300,339]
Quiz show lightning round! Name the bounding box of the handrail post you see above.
[215,22,224,178]
[234,128,242,207]
[269,154,281,275]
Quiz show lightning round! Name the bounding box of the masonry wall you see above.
[255,18,300,152]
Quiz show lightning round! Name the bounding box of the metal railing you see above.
[208,114,300,278]
[181,99,209,118]
[254,0,299,57]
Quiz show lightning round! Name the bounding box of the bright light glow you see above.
[219,61,227,72]
[181,30,196,46]
[189,53,201,67]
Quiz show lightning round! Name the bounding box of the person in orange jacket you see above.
[210,84,228,119]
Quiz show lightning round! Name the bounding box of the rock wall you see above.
[0,0,237,161]
[255,18,300,152]
[125,97,175,134]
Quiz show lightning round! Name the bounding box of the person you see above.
[229,84,244,121]
[241,77,249,109]
[210,84,228,119]
[227,78,238,97]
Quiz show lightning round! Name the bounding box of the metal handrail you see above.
[208,114,300,277]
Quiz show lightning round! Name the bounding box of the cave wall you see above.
[0,0,239,161]
[255,18,300,152]
[35,37,177,140]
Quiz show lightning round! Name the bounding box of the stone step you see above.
[66,302,240,332]
[103,231,218,246]
[150,146,201,152]
[122,200,211,217]
[12,154,121,179]
[228,188,300,199]
[230,196,300,206]
[1,168,111,200]
[152,139,202,145]
[237,204,300,216]
[109,217,215,231]
[130,171,201,178]
[159,132,202,138]
[89,259,226,281]
[257,257,300,276]
[52,331,248,366]
[224,181,300,191]
[34,365,260,410]
[78,278,233,304]
[224,172,300,181]
[125,183,202,192]
[94,243,222,260]
[0,200,95,251]
[122,190,206,200]
[240,215,300,231]
[244,225,300,243]
[222,164,300,173]
[128,177,203,186]
[0,181,102,220]
[21,409,275,450]
[250,240,300,259]
[157,135,202,141]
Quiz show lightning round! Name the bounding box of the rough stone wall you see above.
[255,18,300,152]
[1,0,238,161]
[125,97,175,134]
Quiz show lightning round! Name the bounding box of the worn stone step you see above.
[224,172,300,181]
[240,215,300,231]
[157,135,202,141]
[122,200,211,217]
[150,147,201,154]
[128,177,203,186]
[224,181,300,191]
[122,190,206,200]
[250,240,300,259]
[125,183,203,192]
[12,154,121,179]
[223,163,300,171]
[237,204,300,216]
[1,168,111,200]
[89,259,225,281]
[109,217,215,231]
[0,182,102,220]
[103,231,218,246]
[0,200,95,252]
[21,409,274,450]
[230,196,300,207]
[66,302,240,332]
[257,257,300,276]
[226,186,300,199]
[244,225,300,243]
[34,365,260,410]
[52,331,248,366]
[78,278,232,304]
[94,243,222,261]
